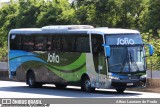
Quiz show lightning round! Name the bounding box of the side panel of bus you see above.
[9,33,93,85]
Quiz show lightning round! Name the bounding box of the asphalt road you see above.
[0,80,160,98]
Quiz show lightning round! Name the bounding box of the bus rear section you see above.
[8,25,95,91]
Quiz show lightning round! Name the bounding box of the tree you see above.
[115,0,149,30]
[37,0,75,27]
[0,2,18,46]
[142,31,160,70]
[16,0,41,28]
[74,0,118,27]
[147,0,160,36]
[0,3,17,61]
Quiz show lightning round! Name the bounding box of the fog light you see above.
[140,75,146,79]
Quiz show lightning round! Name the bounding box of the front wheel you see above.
[116,88,126,93]
[81,77,95,92]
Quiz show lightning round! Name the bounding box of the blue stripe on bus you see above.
[9,50,36,59]
[9,50,46,72]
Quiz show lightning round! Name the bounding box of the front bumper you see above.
[111,78,146,88]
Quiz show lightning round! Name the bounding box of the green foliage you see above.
[142,32,160,70]
[0,41,7,62]
[74,0,149,29]
[37,0,75,26]
[146,0,160,36]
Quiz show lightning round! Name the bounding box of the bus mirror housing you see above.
[146,44,154,56]
[102,44,110,58]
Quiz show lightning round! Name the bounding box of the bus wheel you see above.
[55,84,67,88]
[27,72,42,88]
[116,88,126,93]
[81,77,95,92]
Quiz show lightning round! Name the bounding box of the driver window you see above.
[91,34,106,74]
[91,34,103,53]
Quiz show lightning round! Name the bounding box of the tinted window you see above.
[76,35,90,52]
[35,35,47,51]
[62,36,75,52]
[55,34,90,52]
[10,34,90,52]
[10,35,22,50]
[23,35,34,51]
[47,36,52,51]
[91,34,103,53]
[52,35,61,51]
[91,34,106,74]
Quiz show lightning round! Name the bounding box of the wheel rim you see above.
[29,74,34,86]
[84,80,91,91]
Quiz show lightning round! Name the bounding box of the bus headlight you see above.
[140,75,146,79]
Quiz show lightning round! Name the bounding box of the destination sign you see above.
[117,38,135,45]
[105,34,143,45]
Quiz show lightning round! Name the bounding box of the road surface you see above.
[0,80,160,98]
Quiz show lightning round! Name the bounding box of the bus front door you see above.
[97,50,108,88]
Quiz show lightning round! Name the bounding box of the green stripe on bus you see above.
[50,53,86,71]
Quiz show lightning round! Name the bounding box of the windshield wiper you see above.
[129,51,139,72]
[120,49,129,72]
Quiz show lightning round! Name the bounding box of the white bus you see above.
[8,25,153,93]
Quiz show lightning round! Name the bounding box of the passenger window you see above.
[35,35,47,51]
[62,36,75,52]
[10,35,22,50]
[52,36,61,51]
[47,37,52,51]
[76,35,90,52]
[23,35,34,51]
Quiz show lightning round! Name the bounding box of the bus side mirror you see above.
[102,44,110,58]
[146,44,154,56]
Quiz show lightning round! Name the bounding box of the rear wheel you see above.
[81,77,95,92]
[27,72,42,88]
[55,84,67,88]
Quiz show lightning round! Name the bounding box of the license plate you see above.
[127,83,133,86]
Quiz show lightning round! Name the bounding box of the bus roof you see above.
[80,27,139,34]
[9,25,140,35]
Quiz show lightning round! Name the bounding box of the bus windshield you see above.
[108,46,145,73]
[105,34,145,73]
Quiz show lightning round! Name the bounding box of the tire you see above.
[116,88,126,93]
[81,77,95,92]
[55,84,67,88]
[27,72,42,88]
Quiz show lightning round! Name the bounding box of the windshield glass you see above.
[108,46,145,73]
[105,34,145,73]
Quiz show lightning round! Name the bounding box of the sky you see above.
[0,0,10,2]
